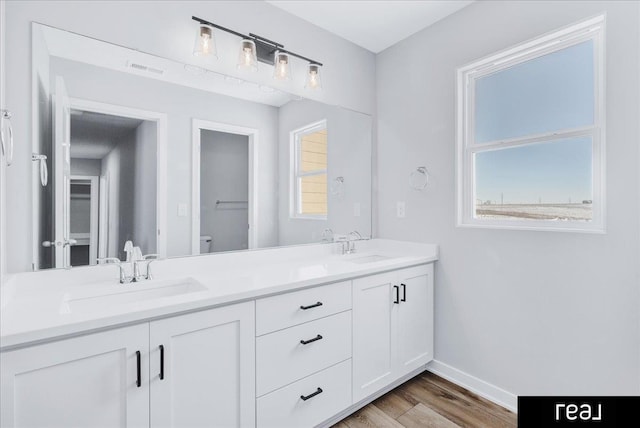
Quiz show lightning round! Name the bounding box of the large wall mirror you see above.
[26,23,372,271]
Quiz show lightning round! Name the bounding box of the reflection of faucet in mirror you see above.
[346,231,363,254]
[321,228,334,243]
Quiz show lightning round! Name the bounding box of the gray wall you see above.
[71,158,101,176]
[376,0,640,397]
[278,100,372,245]
[133,120,157,256]
[3,0,375,273]
[200,130,249,253]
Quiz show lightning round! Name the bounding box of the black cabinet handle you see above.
[300,301,323,310]
[401,283,406,302]
[393,285,399,304]
[300,334,323,345]
[159,345,165,380]
[136,351,141,388]
[300,387,323,401]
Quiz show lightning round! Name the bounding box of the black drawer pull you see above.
[159,345,165,380]
[300,334,323,345]
[300,387,323,401]
[136,350,141,387]
[393,285,399,304]
[300,301,323,310]
[401,283,406,302]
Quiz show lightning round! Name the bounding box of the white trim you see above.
[67,98,168,259]
[191,119,258,255]
[455,15,606,233]
[69,175,99,265]
[426,359,518,413]
[289,119,328,220]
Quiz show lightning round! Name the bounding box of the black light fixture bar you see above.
[191,16,323,67]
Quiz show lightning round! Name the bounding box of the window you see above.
[456,16,605,232]
[291,120,328,219]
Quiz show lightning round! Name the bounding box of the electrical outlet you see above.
[397,201,406,218]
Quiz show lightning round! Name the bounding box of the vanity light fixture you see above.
[191,16,323,90]
[193,23,216,58]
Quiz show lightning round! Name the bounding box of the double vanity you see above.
[0,239,437,427]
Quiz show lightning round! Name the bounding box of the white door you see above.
[53,76,72,268]
[396,264,434,377]
[0,324,149,428]
[149,302,256,428]
[352,270,398,403]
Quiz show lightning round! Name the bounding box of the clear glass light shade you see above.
[193,24,217,57]
[273,52,292,80]
[305,64,322,90]
[237,39,258,71]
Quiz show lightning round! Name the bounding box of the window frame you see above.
[290,119,328,220]
[455,15,606,233]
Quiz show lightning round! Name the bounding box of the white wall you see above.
[278,100,372,245]
[200,130,249,253]
[0,0,6,281]
[133,120,157,256]
[71,159,101,176]
[2,0,375,272]
[377,0,640,398]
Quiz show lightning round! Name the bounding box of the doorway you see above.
[191,120,258,255]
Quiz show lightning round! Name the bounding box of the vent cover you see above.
[127,61,165,75]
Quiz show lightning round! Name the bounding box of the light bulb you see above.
[273,52,291,80]
[193,24,216,58]
[305,64,322,90]
[237,39,258,71]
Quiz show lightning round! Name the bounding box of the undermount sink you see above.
[61,278,208,314]
[347,254,394,264]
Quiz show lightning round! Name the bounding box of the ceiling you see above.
[267,0,474,53]
[70,111,144,159]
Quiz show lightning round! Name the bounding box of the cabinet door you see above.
[352,271,398,403]
[149,302,255,428]
[0,324,149,428]
[397,264,434,377]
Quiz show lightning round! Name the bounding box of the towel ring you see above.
[410,167,430,191]
[32,154,48,186]
[1,109,14,166]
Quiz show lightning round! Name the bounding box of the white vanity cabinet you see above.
[0,324,150,428]
[149,302,255,428]
[0,301,255,428]
[352,264,434,403]
[255,281,353,428]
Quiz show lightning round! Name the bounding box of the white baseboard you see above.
[426,359,518,413]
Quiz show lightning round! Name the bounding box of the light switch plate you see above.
[177,203,188,217]
[354,202,361,217]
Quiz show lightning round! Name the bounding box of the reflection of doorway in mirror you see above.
[69,176,98,266]
[61,98,167,266]
[191,120,258,255]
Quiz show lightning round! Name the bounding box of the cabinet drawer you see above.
[257,359,352,428]
[256,311,351,396]
[256,281,351,336]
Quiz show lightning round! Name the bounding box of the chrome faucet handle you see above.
[142,254,159,280]
[98,257,131,284]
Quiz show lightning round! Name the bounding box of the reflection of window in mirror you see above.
[292,120,328,219]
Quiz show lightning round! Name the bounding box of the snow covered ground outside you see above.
[476,204,592,221]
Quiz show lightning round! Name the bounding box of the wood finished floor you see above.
[333,371,516,428]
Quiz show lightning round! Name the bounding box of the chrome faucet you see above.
[134,254,159,281]
[98,257,132,284]
[99,253,159,284]
[346,231,363,254]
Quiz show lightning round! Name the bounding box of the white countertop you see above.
[0,239,438,350]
